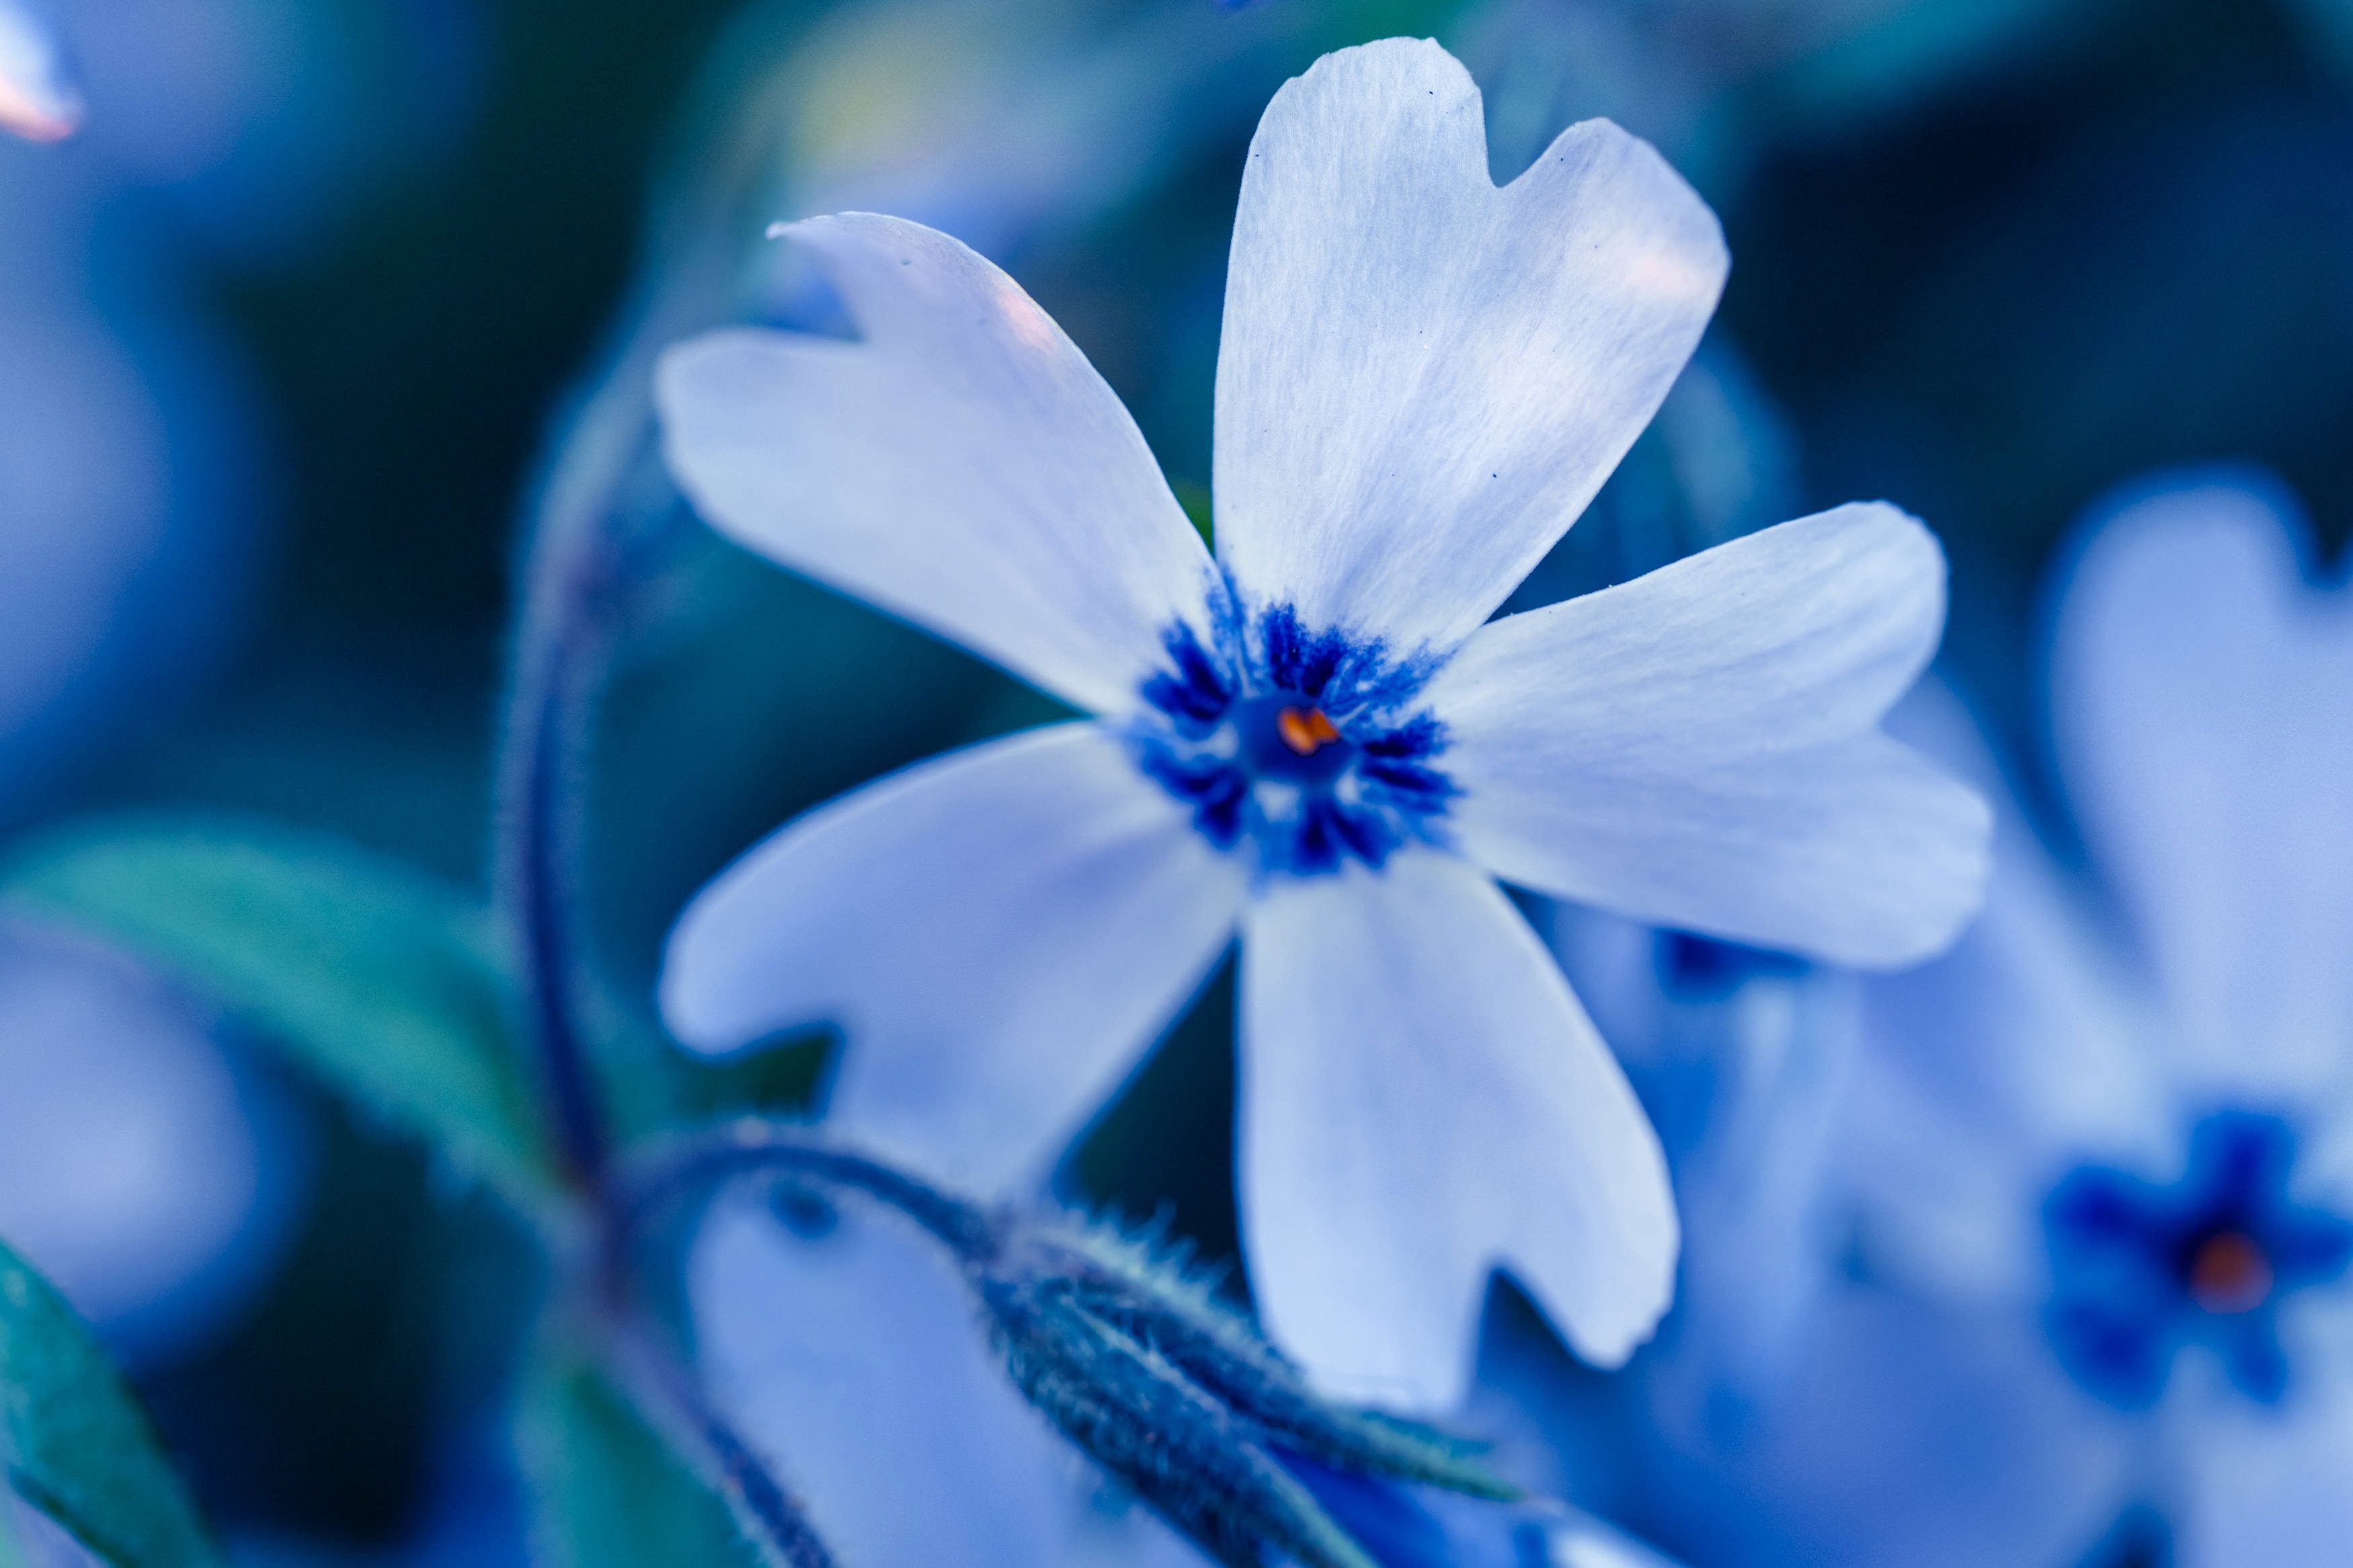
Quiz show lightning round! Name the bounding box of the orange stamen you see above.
[1275,706,1341,757]
[2188,1231,2274,1315]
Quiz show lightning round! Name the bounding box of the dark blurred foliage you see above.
[16,0,2353,1554]
[1722,0,2353,757]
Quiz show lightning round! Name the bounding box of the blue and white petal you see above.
[2179,1376,2353,1566]
[660,723,1244,1193]
[691,1194,1209,1568]
[1424,505,1989,966]
[1843,682,2168,1302]
[1238,851,1673,1412]
[0,926,305,1364]
[2048,469,2353,1102]
[1212,38,1725,655]
[1638,1287,2137,1568]
[657,214,1215,716]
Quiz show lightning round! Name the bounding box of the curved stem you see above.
[615,1120,998,1266]
[506,618,609,1188]
[600,1315,840,1568]
[495,367,675,1193]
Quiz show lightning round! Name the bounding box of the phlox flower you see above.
[653,37,1988,1411]
[1624,472,2353,1567]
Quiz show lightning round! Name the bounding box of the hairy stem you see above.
[494,361,677,1191]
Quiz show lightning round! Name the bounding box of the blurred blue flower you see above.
[1550,906,1858,1426]
[0,923,306,1364]
[0,0,470,1376]
[653,38,1987,1412]
[0,163,261,821]
[0,0,81,142]
[2044,1110,2353,1412]
[1616,471,2353,1565]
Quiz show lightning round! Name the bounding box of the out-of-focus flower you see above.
[0,0,462,1383]
[0,923,305,1363]
[0,0,81,142]
[1552,909,1858,1423]
[1624,471,2353,1565]
[0,193,257,820]
[40,0,482,259]
[654,38,1989,1412]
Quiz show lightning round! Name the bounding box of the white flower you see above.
[653,38,1989,1411]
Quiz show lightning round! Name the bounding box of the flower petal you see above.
[1212,38,1725,654]
[2179,1373,2353,1565]
[2048,469,2353,1099]
[1424,509,1987,966]
[657,214,1215,716]
[661,723,1244,1192]
[1238,852,1674,1412]
[1426,504,1947,767]
[1638,1288,2137,1568]
[1448,734,1987,969]
[1841,682,2170,1301]
[690,1194,1211,1568]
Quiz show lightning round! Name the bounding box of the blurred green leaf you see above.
[517,1339,766,1568]
[1171,480,1214,549]
[0,818,567,1227]
[0,1239,224,1568]
[602,1029,834,1145]
[666,1035,832,1126]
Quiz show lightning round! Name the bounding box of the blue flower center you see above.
[2042,1111,2353,1408]
[1131,597,1456,878]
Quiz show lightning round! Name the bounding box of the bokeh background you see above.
[6,0,2353,1561]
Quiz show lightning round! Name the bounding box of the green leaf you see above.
[1171,480,1214,548]
[0,1239,223,1568]
[517,1337,768,1568]
[0,817,567,1225]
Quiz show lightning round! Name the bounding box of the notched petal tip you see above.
[1217,35,1730,653]
[1536,114,1728,292]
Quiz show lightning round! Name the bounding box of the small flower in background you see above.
[655,36,1990,1413]
[0,924,306,1364]
[0,0,81,142]
[1612,471,2353,1566]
